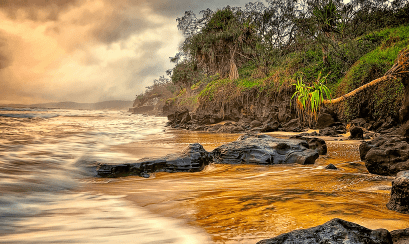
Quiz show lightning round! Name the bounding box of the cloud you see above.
[0,0,260,104]
[0,0,184,104]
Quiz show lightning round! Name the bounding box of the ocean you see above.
[0,107,210,243]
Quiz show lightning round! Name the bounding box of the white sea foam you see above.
[0,109,209,244]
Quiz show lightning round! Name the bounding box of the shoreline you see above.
[85,129,409,243]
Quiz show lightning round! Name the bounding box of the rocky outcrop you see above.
[319,122,347,136]
[391,228,409,244]
[349,126,364,140]
[387,170,409,214]
[257,218,392,244]
[97,143,212,178]
[289,135,327,155]
[212,134,319,165]
[167,108,191,128]
[359,136,409,176]
[316,112,335,129]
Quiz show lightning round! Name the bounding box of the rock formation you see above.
[257,218,392,244]
[212,134,320,165]
[97,143,212,178]
[387,170,409,214]
[359,136,409,176]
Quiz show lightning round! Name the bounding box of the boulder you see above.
[387,171,409,214]
[97,143,212,178]
[319,122,346,137]
[260,121,279,132]
[257,218,392,244]
[167,108,191,127]
[351,118,367,127]
[391,228,409,244]
[316,112,334,129]
[289,135,327,155]
[281,118,304,132]
[250,120,263,128]
[325,163,338,170]
[349,126,364,140]
[212,134,319,165]
[359,136,409,176]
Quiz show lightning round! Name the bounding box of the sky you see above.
[0,0,261,104]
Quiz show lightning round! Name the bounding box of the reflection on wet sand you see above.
[88,130,409,243]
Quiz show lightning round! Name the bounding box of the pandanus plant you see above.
[292,72,332,122]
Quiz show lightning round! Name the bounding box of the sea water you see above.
[0,108,210,243]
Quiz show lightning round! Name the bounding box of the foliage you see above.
[291,72,331,120]
[133,75,178,107]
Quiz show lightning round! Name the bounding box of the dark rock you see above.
[318,122,346,137]
[167,108,191,127]
[212,134,319,165]
[359,136,409,176]
[325,163,338,170]
[289,135,327,155]
[396,120,409,138]
[250,120,263,128]
[387,171,409,214]
[351,118,367,127]
[257,218,392,244]
[319,127,341,137]
[349,126,364,140]
[97,143,213,178]
[316,113,334,129]
[216,125,245,133]
[391,228,409,244]
[281,119,304,132]
[207,124,222,132]
[379,116,397,132]
[260,121,279,132]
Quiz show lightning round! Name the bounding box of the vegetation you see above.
[292,72,331,122]
[134,0,409,123]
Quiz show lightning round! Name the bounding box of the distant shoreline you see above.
[0,100,133,110]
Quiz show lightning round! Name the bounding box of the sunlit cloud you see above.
[0,0,257,104]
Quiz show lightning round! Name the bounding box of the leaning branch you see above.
[323,48,409,105]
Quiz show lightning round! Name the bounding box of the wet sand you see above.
[85,130,409,243]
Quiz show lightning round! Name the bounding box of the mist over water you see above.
[0,108,210,243]
[1,107,409,243]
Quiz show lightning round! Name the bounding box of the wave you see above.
[0,113,59,119]
[0,107,48,112]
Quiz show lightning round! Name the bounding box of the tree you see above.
[179,7,257,80]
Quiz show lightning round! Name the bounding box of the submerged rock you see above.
[212,134,319,165]
[325,163,338,170]
[257,218,392,244]
[97,143,212,178]
[360,136,409,176]
[387,171,409,214]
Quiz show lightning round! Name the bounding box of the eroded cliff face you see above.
[192,87,296,125]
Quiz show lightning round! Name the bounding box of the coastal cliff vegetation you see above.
[134,0,409,125]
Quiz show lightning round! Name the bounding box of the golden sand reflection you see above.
[88,131,409,243]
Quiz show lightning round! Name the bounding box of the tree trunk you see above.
[229,47,239,80]
[323,48,409,106]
